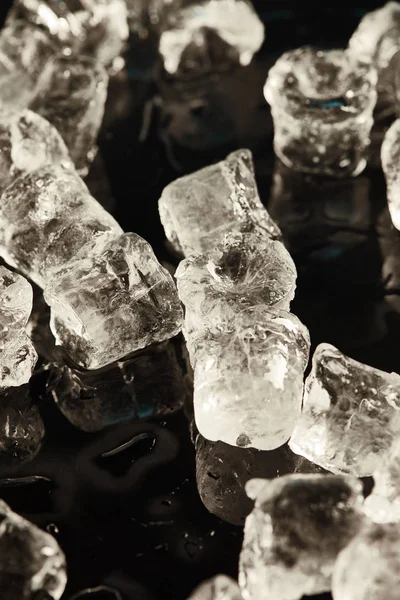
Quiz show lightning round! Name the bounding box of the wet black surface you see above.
[1,2,399,599]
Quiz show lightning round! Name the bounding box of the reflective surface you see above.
[0,3,398,600]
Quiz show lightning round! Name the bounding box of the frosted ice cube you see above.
[289,343,400,477]
[44,232,183,370]
[381,118,400,230]
[159,0,264,75]
[348,2,400,69]
[187,575,243,600]
[239,474,365,600]
[0,165,122,287]
[332,521,400,600]
[176,230,296,333]
[0,109,72,196]
[0,499,66,600]
[264,46,377,176]
[159,148,282,257]
[189,306,310,450]
[31,55,108,172]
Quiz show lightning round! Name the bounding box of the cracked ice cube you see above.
[44,232,183,370]
[0,266,37,388]
[348,2,400,69]
[0,109,72,196]
[9,0,129,67]
[188,306,310,450]
[159,149,282,257]
[332,521,400,600]
[0,499,66,599]
[0,166,122,287]
[289,343,400,477]
[239,474,365,600]
[363,436,400,523]
[159,0,264,75]
[31,55,108,173]
[382,118,400,230]
[264,46,377,177]
[187,575,243,600]
[176,230,296,334]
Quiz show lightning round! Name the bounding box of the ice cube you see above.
[159,0,264,75]
[0,265,33,336]
[348,2,400,69]
[0,266,37,388]
[9,0,129,67]
[159,148,282,257]
[0,109,72,196]
[332,521,400,600]
[0,19,56,111]
[264,46,377,176]
[363,436,400,523]
[187,306,310,450]
[239,474,365,600]
[381,118,400,230]
[44,233,183,370]
[0,165,122,287]
[0,499,66,599]
[187,575,243,600]
[176,230,296,334]
[31,55,109,173]
[289,343,400,477]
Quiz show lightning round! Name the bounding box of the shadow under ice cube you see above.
[44,232,183,370]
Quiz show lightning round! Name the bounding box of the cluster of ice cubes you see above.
[0,0,129,172]
[159,149,310,450]
[158,0,264,76]
[0,110,182,370]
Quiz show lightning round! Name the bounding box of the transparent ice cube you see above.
[264,46,377,176]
